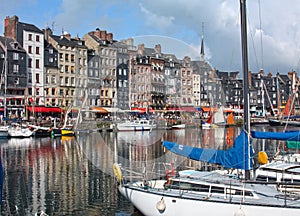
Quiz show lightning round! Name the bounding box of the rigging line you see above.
[248,19,260,70]
[258,0,264,69]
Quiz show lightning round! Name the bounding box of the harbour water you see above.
[0,125,286,215]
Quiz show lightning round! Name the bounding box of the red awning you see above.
[26,106,62,113]
[167,107,198,112]
[91,107,108,114]
[131,107,154,113]
[201,107,218,112]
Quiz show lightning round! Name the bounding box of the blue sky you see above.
[1,0,300,75]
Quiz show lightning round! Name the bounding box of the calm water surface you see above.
[0,125,286,215]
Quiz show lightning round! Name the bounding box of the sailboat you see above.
[268,74,300,127]
[113,1,300,215]
[202,106,226,128]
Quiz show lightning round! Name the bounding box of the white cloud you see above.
[139,3,175,32]
[1,0,300,74]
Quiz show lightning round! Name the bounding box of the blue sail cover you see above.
[163,130,253,170]
[251,130,300,141]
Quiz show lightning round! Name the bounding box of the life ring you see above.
[113,163,122,182]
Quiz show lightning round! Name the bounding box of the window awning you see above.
[201,107,218,112]
[167,107,198,112]
[91,107,108,113]
[26,106,62,113]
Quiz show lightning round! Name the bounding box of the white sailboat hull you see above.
[8,127,33,138]
[116,120,156,131]
[0,126,9,138]
[119,184,300,216]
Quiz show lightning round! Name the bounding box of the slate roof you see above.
[18,21,43,34]
[0,36,26,52]
[50,35,78,47]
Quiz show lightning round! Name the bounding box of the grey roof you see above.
[18,21,43,34]
[0,36,26,52]
[88,34,116,46]
[50,35,78,47]
[162,53,179,61]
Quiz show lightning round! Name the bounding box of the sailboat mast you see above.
[240,0,251,179]
[4,45,7,120]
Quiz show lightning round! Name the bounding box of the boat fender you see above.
[234,208,245,216]
[258,151,268,164]
[113,163,122,182]
[156,197,166,213]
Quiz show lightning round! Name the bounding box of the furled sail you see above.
[163,130,253,170]
[251,130,300,141]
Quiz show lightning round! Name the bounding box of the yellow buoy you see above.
[258,151,268,164]
[113,163,122,182]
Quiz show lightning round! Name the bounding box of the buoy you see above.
[113,163,122,182]
[156,197,166,213]
[258,151,268,164]
[234,208,245,216]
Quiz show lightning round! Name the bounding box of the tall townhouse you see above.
[133,44,165,111]
[4,16,45,106]
[180,56,194,107]
[72,37,88,108]
[163,54,181,108]
[83,28,117,110]
[149,44,165,110]
[45,29,88,108]
[43,33,59,107]
[0,36,27,118]
[216,71,242,109]
[113,39,135,111]
[132,44,152,110]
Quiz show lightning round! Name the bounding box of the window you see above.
[36,35,40,42]
[13,52,19,60]
[36,47,40,55]
[51,75,56,84]
[65,65,69,73]
[36,59,40,68]
[36,73,40,83]
[28,34,32,41]
[49,48,53,54]
[65,77,69,85]
[13,64,19,73]
[49,57,53,63]
[28,46,32,54]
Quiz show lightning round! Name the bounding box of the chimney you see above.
[100,30,107,40]
[155,44,161,54]
[138,44,144,56]
[106,33,113,42]
[4,15,18,40]
[94,28,101,39]
[65,33,71,40]
[259,69,264,76]
[43,27,53,41]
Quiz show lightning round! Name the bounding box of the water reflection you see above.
[0,126,285,215]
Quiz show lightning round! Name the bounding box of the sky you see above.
[0,0,300,75]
